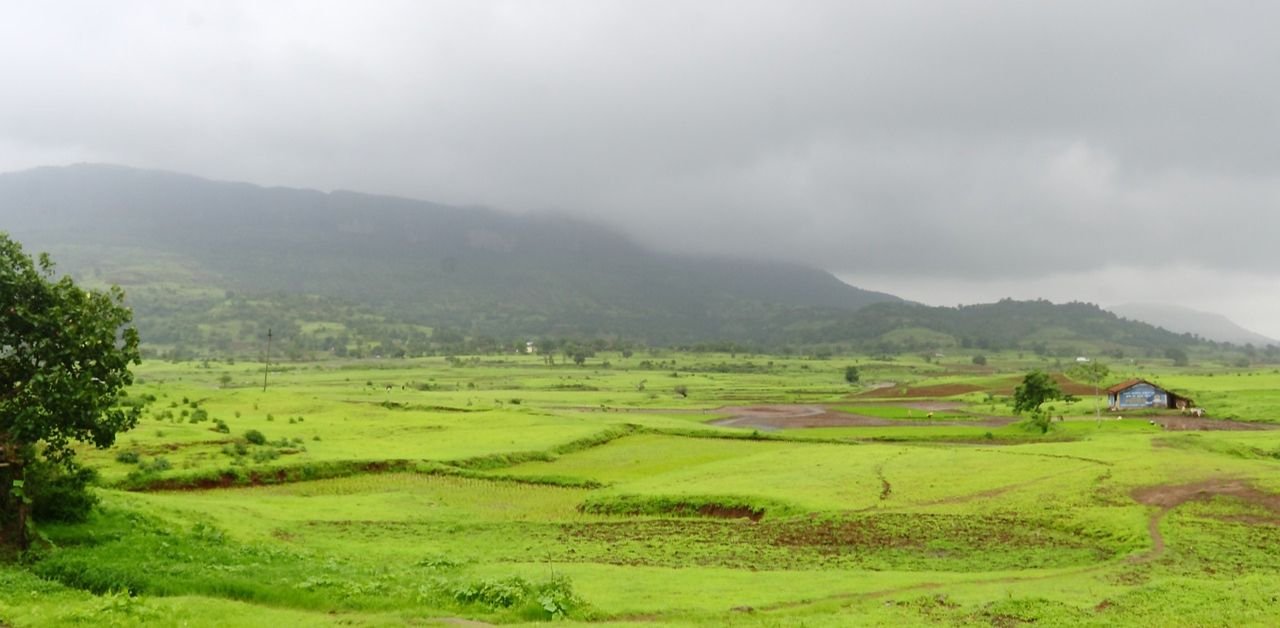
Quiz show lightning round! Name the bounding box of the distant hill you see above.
[0,164,899,347]
[1,164,1223,359]
[1108,303,1277,347]
[785,298,1202,356]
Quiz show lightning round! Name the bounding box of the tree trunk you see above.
[0,442,29,551]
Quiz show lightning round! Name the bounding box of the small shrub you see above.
[251,449,280,463]
[424,574,583,620]
[28,461,99,523]
[452,576,530,608]
[244,429,267,445]
[139,457,172,473]
[213,419,230,434]
[115,450,140,464]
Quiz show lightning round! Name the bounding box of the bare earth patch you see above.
[1129,478,1280,563]
[1132,478,1280,512]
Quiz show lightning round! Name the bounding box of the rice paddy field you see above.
[5,352,1280,626]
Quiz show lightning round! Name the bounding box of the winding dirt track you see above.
[1130,478,1280,564]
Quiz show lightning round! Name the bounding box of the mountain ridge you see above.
[0,164,1230,359]
[0,163,899,344]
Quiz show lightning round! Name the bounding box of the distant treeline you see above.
[128,287,1275,368]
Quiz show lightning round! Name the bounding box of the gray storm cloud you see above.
[2,1,1278,281]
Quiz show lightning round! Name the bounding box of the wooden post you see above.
[263,328,272,392]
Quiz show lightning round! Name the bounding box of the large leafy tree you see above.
[1,233,141,549]
[1012,369,1062,434]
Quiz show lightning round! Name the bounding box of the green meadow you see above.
[6,352,1280,626]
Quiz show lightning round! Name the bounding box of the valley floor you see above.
[5,354,1280,626]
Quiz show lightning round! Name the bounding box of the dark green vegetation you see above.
[1012,370,1063,433]
[2,352,1279,625]
[0,234,140,550]
[3,165,1267,364]
[0,164,895,348]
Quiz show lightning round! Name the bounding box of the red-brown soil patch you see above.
[1132,478,1280,511]
[1129,478,1280,562]
[989,373,1094,397]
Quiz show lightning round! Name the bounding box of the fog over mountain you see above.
[0,163,901,345]
[1,164,1210,356]
[1108,303,1277,347]
[3,2,1280,335]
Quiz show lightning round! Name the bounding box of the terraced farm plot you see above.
[9,354,1280,626]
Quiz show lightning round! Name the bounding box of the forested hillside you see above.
[786,299,1211,357]
[1,164,896,346]
[0,164,1232,359]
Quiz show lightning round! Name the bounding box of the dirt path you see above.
[873,451,908,501]
[1128,478,1280,563]
[1132,509,1170,564]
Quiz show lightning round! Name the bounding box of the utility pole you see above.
[263,328,272,392]
[1095,376,1105,419]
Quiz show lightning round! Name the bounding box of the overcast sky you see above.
[3,2,1280,336]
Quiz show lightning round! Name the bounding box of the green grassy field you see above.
[6,352,1280,626]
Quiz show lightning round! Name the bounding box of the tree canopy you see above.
[1,233,141,549]
[1012,370,1062,433]
[844,365,860,384]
